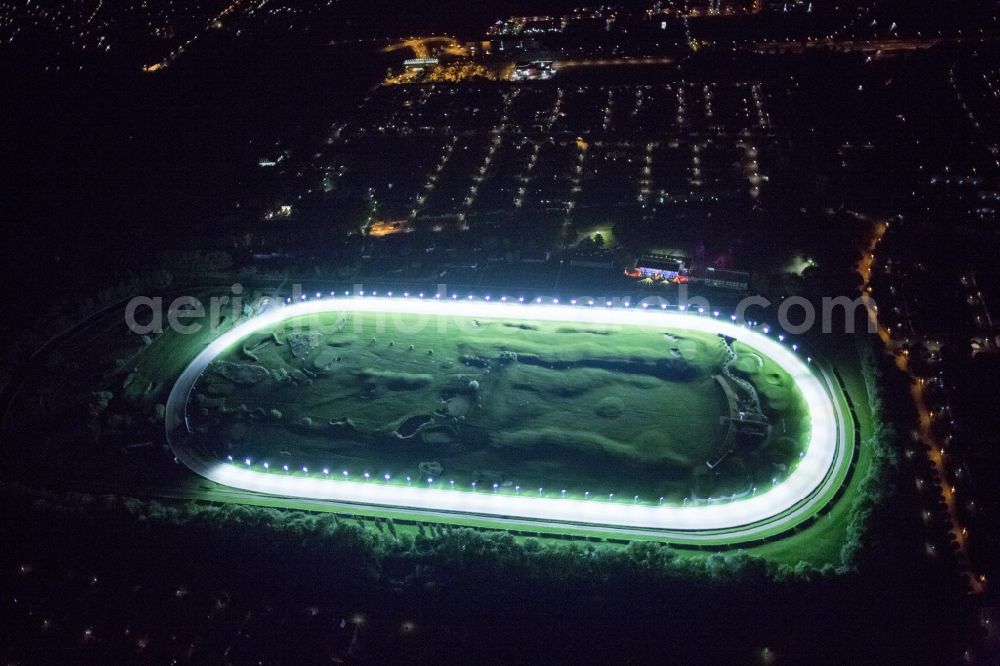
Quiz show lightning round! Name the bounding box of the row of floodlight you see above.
[221,455,789,506]
[278,292,812,362]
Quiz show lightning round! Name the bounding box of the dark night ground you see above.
[1,1,995,662]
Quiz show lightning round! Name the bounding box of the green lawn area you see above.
[14,285,860,566]
[185,310,810,503]
[178,338,866,568]
[738,339,874,566]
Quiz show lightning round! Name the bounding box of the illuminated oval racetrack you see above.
[165,296,852,541]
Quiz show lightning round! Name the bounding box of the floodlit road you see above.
[142,0,249,72]
[858,221,983,593]
[552,57,674,70]
[381,36,466,59]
